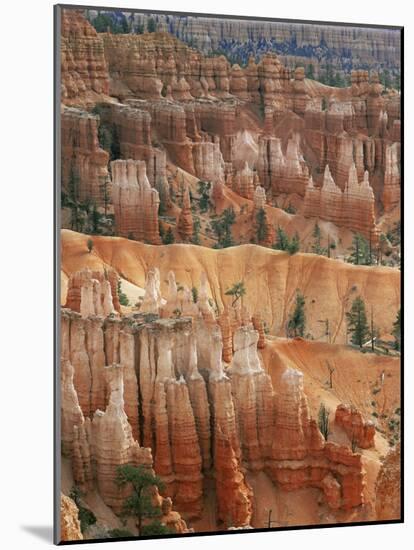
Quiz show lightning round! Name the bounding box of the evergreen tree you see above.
[147,18,156,33]
[198,181,211,213]
[305,64,315,79]
[288,291,306,337]
[255,208,268,243]
[91,204,101,234]
[68,166,80,203]
[163,227,175,244]
[346,296,369,348]
[311,222,326,255]
[348,233,371,265]
[100,178,111,216]
[273,226,289,251]
[69,486,97,534]
[225,281,246,307]
[191,217,201,245]
[318,403,330,441]
[392,309,401,350]
[87,238,94,253]
[115,465,171,536]
[117,280,130,306]
[287,232,300,255]
[212,207,235,248]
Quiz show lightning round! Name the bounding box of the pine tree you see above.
[191,217,201,245]
[348,233,371,265]
[198,181,211,213]
[392,309,401,350]
[212,207,235,248]
[117,279,130,306]
[346,296,369,348]
[273,226,289,251]
[225,281,246,307]
[115,465,171,536]
[287,232,300,255]
[147,18,156,33]
[305,64,315,79]
[288,291,306,337]
[163,227,175,244]
[311,222,326,255]
[99,177,111,216]
[255,208,268,243]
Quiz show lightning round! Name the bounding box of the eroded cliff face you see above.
[375,444,401,520]
[60,493,83,541]
[61,9,110,105]
[60,9,400,241]
[61,267,373,529]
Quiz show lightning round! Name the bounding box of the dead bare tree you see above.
[326,361,335,389]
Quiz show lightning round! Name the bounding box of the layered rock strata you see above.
[304,164,377,240]
[65,268,117,318]
[61,9,109,104]
[60,493,83,541]
[62,306,367,524]
[257,136,309,197]
[111,159,161,244]
[61,107,110,205]
[335,404,375,449]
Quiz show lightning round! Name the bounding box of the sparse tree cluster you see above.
[212,207,236,248]
[273,226,300,255]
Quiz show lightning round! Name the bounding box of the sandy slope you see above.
[261,337,399,448]
[61,230,400,343]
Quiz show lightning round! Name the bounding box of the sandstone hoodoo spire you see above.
[59,9,400,538]
[111,159,161,244]
[304,162,378,240]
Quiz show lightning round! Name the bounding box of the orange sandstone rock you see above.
[335,404,375,449]
[111,159,161,244]
[60,493,83,542]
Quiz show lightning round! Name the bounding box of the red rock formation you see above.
[266,368,365,511]
[232,162,256,200]
[218,308,233,363]
[382,143,401,212]
[90,364,153,513]
[335,404,375,449]
[111,159,161,244]
[375,444,401,520]
[304,164,378,240]
[140,268,165,314]
[101,102,169,192]
[61,359,86,456]
[177,186,193,242]
[61,9,109,105]
[257,136,308,197]
[61,107,110,205]
[65,268,116,318]
[60,493,83,542]
[252,314,266,349]
[192,137,225,182]
[209,374,253,527]
[61,307,368,521]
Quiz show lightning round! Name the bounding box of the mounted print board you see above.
[54,4,403,544]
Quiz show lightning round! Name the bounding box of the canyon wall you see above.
[111,159,161,244]
[61,267,370,526]
[303,163,378,240]
[61,107,110,206]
